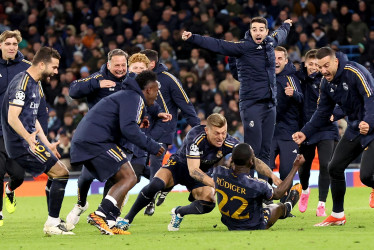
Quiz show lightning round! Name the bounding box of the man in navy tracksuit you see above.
[139,49,200,215]
[295,49,339,217]
[182,17,292,181]
[0,30,48,226]
[293,47,374,226]
[270,46,303,194]
[67,49,129,225]
[70,71,169,235]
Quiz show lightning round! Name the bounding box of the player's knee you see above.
[195,200,215,214]
[360,172,374,187]
[327,163,342,180]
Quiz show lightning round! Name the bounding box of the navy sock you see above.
[77,174,93,207]
[48,177,68,218]
[97,198,120,221]
[125,177,165,223]
[177,200,215,217]
[45,178,53,212]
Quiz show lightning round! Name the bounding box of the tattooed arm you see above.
[187,158,215,188]
[254,158,282,186]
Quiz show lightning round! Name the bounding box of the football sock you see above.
[97,195,120,225]
[48,177,68,218]
[45,178,52,212]
[45,215,60,227]
[318,201,325,207]
[331,211,344,218]
[302,188,309,194]
[330,178,346,213]
[177,200,215,217]
[125,177,165,223]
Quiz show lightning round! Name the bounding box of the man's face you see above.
[250,22,269,44]
[205,123,227,148]
[41,58,59,82]
[129,62,147,74]
[317,55,338,82]
[275,50,288,74]
[144,81,159,106]
[0,37,18,60]
[107,55,127,78]
[305,57,319,76]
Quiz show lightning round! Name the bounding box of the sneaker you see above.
[87,212,113,235]
[168,206,183,231]
[298,188,310,213]
[286,183,302,208]
[369,189,374,208]
[144,202,155,216]
[4,184,16,214]
[316,205,327,217]
[60,218,75,231]
[314,215,346,226]
[156,191,169,206]
[66,202,89,226]
[110,226,131,235]
[0,215,3,227]
[115,217,130,231]
[43,222,75,235]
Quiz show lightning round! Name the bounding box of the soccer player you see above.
[213,143,304,230]
[1,47,73,235]
[270,46,303,195]
[139,49,200,216]
[119,113,281,231]
[67,49,128,225]
[295,49,339,216]
[182,17,292,181]
[293,47,374,226]
[70,70,170,235]
[0,30,49,226]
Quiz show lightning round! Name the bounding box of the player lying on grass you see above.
[213,143,304,230]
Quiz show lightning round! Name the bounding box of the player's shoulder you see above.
[21,59,32,66]
[223,135,239,149]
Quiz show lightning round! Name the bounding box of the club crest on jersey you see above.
[15,91,25,100]
[342,82,348,91]
[216,150,223,158]
[249,121,254,127]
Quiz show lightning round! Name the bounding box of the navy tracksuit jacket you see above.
[270,62,303,179]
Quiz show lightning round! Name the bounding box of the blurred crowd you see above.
[0,0,373,169]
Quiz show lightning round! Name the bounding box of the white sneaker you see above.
[66,202,89,226]
[43,223,75,235]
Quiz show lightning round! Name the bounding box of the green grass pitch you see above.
[1,187,374,249]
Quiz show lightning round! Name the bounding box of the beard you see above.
[40,71,52,82]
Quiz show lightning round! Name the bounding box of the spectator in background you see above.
[226,99,241,134]
[293,0,316,17]
[219,71,240,97]
[311,26,328,48]
[316,1,334,25]
[347,13,369,45]
[70,51,85,75]
[243,0,258,17]
[357,0,371,25]
[225,0,243,16]
[296,33,310,56]
[326,18,346,45]
[192,57,213,81]
[44,76,61,106]
[57,131,72,170]
[337,5,352,31]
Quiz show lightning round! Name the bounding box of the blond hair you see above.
[0,30,22,43]
[207,113,227,128]
[128,53,150,68]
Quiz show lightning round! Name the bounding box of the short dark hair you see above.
[135,70,157,90]
[250,16,268,29]
[32,47,61,65]
[316,47,336,60]
[140,49,158,62]
[232,143,253,166]
[305,49,318,61]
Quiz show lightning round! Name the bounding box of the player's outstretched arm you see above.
[187,158,215,188]
[254,158,282,186]
[272,155,305,200]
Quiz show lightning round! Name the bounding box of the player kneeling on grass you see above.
[213,143,304,230]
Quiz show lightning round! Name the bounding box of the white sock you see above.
[95,211,106,218]
[5,184,12,194]
[318,201,325,207]
[0,211,3,216]
[105,195,118,208]
[331,211,344,218]
[302,188,309,194]
[46,216,60,227]
[107,220,116,228]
